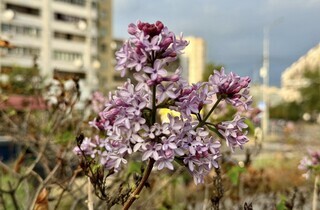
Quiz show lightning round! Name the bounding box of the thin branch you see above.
[122,159,155,210]
[0,161,20,178]
[0,188,7,210]
[53,167,82,210]
[211,167,224,210]
[29,153,63,209]
[8,181,19,210]
[197,97,222,128]
[0,110,19,130]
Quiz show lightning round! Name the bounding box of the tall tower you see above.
[181,36,206,83]
[97,0,113,92]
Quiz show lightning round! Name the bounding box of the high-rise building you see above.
[181,36,206,83]
[97,0,113,91]
[0,0,113,98]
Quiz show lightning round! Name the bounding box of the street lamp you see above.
[260,27,270,139]
[260,17,283,139]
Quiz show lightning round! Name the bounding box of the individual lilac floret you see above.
[217,115,249,151]
[73,136,97,158]
[143,59,168,81]
[209,68,252,110]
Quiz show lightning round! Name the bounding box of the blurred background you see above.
[0,0,320,209]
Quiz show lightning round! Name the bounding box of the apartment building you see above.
[281,43,320,102]
[0,0,113,98]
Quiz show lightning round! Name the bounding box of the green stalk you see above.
[197,96,222,128]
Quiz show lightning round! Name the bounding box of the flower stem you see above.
[123,84,157,210]
[122,159,155,210]
[197,96,222,128]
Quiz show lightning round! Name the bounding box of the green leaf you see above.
[276,195,287,210]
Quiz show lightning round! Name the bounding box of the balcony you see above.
[52,1,87,19]
[52,39,86,52]
[8,35,42,48]
[5,13,42,28]
[0,56,34,67]
[51,20,86,36]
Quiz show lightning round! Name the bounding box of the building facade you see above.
[281,43,320,102]
[181,36,206,83]
[0,0,113,98]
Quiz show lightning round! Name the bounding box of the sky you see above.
[112,0,320,87]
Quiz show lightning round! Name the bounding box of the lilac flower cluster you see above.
[209,69,252,109]
[298,150,320,179]
[74,21,252,184]
[217,115,249,151]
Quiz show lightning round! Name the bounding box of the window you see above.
[55,0,85,6]
[6,3,40,16]
[54,12,86,24]
[53,50,82,61]
[54,31,85,42]
[91,1,97,8]
[8,47,40,57]
[100,44,106,52]
[1,24,11,32]
[1,24,41,37]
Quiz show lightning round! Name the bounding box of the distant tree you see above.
[269,101,302,121]
[299,67,320,117]
[203,62,224,81]
[0,55,41,95]
[1,66,41,95]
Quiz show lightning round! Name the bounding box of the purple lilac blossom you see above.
[115,20,188,84]
[217,115,249,151]
[299,149,320,179]
[74,20,252,185]
[73,136,97,158]
[209,68,252,110]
